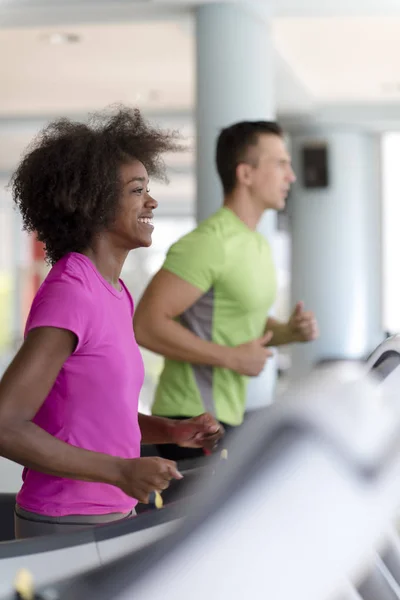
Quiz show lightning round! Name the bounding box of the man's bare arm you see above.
[134,270,229,367]
[134,269,273,377]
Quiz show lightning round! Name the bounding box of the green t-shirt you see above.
[152,207,277,426]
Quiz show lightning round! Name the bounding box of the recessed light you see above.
[381,82,400,93]
[39,32,81,45]
[148,90,161,102]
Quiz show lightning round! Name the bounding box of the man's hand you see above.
[288,302,319,343]
[118,457,182,504]
[225,331,274,376]
[170,413,224,451]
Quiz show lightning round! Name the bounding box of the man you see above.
[134,120,318,460]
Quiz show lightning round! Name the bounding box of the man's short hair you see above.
[216,121,283,194]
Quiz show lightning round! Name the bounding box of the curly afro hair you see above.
[10,106,182,265]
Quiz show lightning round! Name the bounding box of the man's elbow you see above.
[134,312,160,350]
[133,318,149,348]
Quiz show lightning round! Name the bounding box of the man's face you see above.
[241,134,296,211]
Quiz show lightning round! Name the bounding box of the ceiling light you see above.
[39,32,81,45]
[148,90,161,102]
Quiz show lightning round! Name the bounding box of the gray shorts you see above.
[14,504,136,539]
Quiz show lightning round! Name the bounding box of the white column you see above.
[195,2,274,222]
[195,2,277,409]
[289,128,384,378]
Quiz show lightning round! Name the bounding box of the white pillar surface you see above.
[195,2,274,222]
[289,129,384,378]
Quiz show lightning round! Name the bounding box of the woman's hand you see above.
[118,457,182,503]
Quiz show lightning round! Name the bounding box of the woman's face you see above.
[111,160,158,249]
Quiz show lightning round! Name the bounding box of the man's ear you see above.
[236,163,252,187]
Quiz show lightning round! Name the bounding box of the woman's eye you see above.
[131,186,150,195]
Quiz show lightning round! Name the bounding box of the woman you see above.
[0,106,222,538]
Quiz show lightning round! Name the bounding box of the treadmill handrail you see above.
[0,502,183,559]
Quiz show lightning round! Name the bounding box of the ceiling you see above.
[1,0,400,179]
[3,0,400,20]
[0,5,400,118]
[0,21,194,116]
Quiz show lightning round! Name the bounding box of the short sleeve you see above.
[162,230,225,292]
[25,279,92,353]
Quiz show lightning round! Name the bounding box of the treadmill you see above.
[367,334,400,381]
[12,360,400,600]
[0,456,214,597]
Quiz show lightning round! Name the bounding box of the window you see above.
[382,133,400,334]
[121,216,196,413]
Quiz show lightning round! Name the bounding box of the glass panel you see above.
[121,217,196,414]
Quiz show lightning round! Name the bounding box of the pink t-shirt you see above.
[16,252,144,517]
